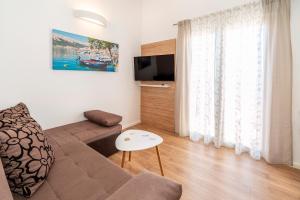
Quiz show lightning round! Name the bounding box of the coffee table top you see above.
[115,130,163,151]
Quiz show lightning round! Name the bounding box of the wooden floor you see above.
[109,124,300,200]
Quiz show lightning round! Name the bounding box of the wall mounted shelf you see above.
[139,83,171,88]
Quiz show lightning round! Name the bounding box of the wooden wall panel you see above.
[141,39,176,133]
[141,39,176,56]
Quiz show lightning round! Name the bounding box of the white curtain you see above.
[262,0,293,164]
[175,20,192,137]
[189,2,264,159]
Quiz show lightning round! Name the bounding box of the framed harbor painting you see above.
[52,29,119,72]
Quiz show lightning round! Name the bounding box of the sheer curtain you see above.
[189,3,264,159]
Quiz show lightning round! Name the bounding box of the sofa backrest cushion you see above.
[0,103,55,197]
[84,110,122,127]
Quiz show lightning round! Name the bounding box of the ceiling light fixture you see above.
[73,9,107,27]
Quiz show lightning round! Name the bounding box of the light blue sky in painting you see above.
[52,29,88,44]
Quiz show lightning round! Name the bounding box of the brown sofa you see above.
[1,121,182,200]
[46,120,122,157]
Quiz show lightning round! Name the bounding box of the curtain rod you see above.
[173,19,191,26]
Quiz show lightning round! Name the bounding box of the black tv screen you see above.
[134,54,175,81]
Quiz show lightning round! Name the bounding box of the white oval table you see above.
[115,129,164,176]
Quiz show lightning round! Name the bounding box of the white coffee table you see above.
[115,129,164,176]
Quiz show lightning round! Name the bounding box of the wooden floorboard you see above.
[109,124,300,200]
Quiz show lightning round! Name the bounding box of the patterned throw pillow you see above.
[0,103,30,118]
[0,103,54,197]
[0,103,35,131]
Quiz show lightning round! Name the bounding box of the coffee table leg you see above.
[121,151,126,168]
[129,151,132,162]
[155,146,164,176]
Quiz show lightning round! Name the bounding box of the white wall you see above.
[1,0,299,166]
[291,0,300,168]
[141,0,253,43]
[0,0,141,129]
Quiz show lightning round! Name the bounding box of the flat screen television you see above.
[134,54,175,81]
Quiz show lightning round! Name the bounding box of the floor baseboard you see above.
[293,162,300,169]
[122,121,141,130]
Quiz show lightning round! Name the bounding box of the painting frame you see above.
[52,29,119,72]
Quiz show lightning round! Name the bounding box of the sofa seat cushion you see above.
[13,133,132,200]
[84,110,122,127]
[106,172,182,200]
[44,121,122,144]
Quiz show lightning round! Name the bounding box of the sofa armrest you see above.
[0,159,13,200]
[106,171,182,200]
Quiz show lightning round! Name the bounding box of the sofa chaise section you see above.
[12,134,132,200]
[45,120,122,157]
[9,127,182,200]
[106,172,182,200]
